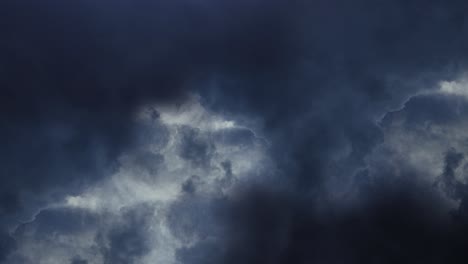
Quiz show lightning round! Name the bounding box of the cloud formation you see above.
[3,98,272,263]
[4,0,468,263]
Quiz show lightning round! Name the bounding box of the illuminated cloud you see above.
[5,96,273,264]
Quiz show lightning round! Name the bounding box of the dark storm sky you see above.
[2,0,468,263]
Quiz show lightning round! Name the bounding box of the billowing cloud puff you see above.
[4,96,273,264]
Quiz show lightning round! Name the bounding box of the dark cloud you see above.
[437,149,465,195]
[0,0,293,225]
[214,185,468,264]
[170,195,230,264]
[193,90,468,264]
[182,175,201,195]
[178,126,215,168]
[96,205,154,264]
[0,232,16,263]
[172,184,455,264]
[4,208,99,263]
[4,205,157,263]
[4,0,468,263]
[200,0,468,193]
[189,1,468,262]
[435,148,468,220]
[383,94,468,129]
[70,257,88,264]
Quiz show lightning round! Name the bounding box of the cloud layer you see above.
[4,0,468,263]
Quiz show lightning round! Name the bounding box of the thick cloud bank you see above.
[4,0,468,263]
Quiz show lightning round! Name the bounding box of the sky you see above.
[2,0,468,263]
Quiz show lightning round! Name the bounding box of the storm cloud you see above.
[3,0,468,263]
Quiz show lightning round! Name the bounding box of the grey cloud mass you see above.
[1,99,272,263]
[3,0,468,263]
